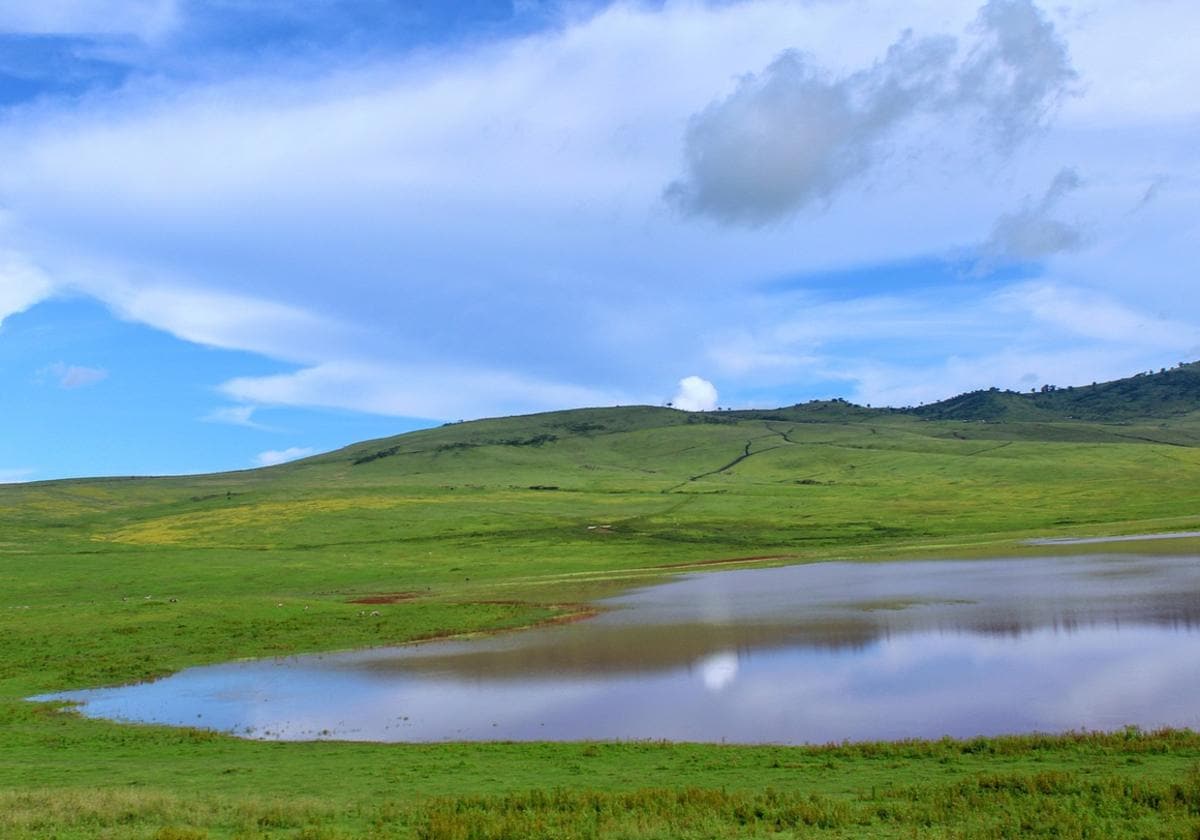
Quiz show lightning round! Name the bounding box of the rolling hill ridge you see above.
[311,360,1200,473]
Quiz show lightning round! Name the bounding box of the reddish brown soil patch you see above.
[348,592,422,605]
[541,605,602,626]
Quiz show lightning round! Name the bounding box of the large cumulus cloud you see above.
[666,0,1076,226]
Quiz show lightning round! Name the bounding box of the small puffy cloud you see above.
[42,362,108,389]
[983,167,1084,263]
[672,376,719,412]
[667,0,1077,226]
[254,447,314,467]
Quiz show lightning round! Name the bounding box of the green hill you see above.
[315,362,1200,476]
[911,362,1200,422]
[1027,362,1200,420]
[910,388,1062,422]
[292,363,1200,482]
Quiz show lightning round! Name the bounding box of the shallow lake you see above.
[43,553,1200,743]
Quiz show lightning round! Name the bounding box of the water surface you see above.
[44,554,1200,743]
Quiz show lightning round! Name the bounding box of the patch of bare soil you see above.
[464,600,601,626]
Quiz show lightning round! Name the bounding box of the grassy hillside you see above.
[4,366,1200,837]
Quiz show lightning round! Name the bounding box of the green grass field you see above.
[5,394,1200,837]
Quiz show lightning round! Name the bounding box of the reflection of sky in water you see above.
[42,554,1200,743]
[697,652,738,692]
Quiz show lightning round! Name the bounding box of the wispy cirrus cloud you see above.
[0,0,179,40]
[220,360,628,421]
[0,0,1195,460]
[0,251,54,327]
[41,362,108,389]
[993,281,1199,349]
[0,467,35,484]
[202,405,276,431]
[700,270,1200,410]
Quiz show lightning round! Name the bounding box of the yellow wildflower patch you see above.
[93,497,401,546]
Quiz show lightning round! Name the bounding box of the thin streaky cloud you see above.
[0,467,36,484]
[254,446,314,467]
[41,362,108,389]
[202,405,276,431]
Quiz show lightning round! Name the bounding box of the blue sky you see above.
[1,0,1198,481]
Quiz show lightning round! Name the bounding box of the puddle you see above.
[40,554,1200,743]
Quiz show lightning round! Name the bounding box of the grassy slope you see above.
[4,383,1200,836]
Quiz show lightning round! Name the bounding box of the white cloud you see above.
[1057,0,1200,125]
[220,361,628,421]
[666,0,1076,225]
[254,447,314,468]
[42,362,108,389]
[665,38,955,225]
[955,0,1077,152]
[672,376,719,412]
[708,333,814,378]
[0,251,55,327]
[695,273,1200,408]
[0,0,1194,424]
[703,291,1004,384]
[844,345,1167,409]
[202,405,275,431]
[204,405,255,426]
[982,167,1085,263]
[993,281,1199,349]
[0,468,36,484]
[101,282,343,364]
[0,0,179,41]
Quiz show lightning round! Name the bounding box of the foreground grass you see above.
[3,725,1199,838]
[6,775,1200,839]
[5,407,1200,836]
